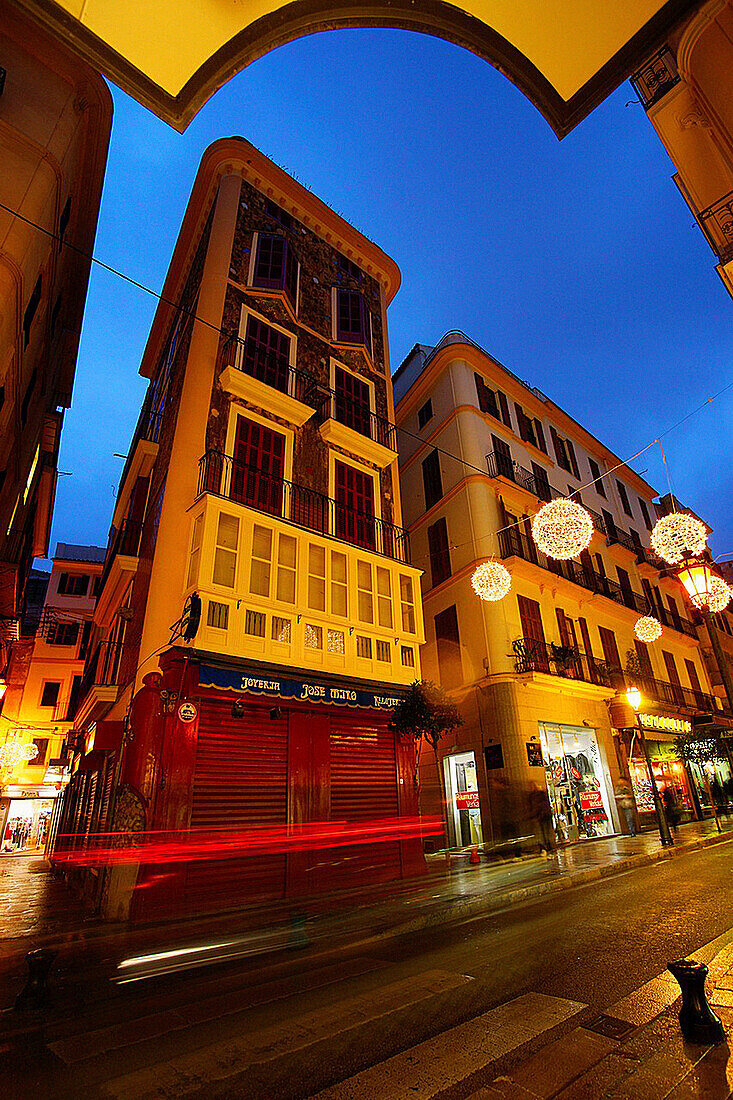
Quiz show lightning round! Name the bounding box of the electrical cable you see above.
[2,197,732,551]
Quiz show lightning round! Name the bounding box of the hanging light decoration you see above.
[675,557,732,613]
[650,512,707,565]
[471,561,511,602]
[0,739,38,769]
[531,498,594,560]
[704,575,733,613]
[634,615,662,643]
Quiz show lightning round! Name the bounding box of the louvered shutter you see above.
[323,718,401,887]
[183,700,289,912]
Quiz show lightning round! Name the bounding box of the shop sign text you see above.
[455,791,480,809]
[639,713,691,734]
[199,665,402,710]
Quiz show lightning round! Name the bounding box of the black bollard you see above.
[668,958,726,1045]
[14,948,57,1011]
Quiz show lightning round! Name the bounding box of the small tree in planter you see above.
[391,680,462,835]
[675,730,728,832]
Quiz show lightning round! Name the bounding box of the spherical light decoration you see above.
[650,512,707,565]
[689,573,732,614]
[634,615,662,643]
[531,498,594,560]
[471,561,512,602]
[0,739,37,768]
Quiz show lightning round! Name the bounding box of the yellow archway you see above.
[13,0,698,134]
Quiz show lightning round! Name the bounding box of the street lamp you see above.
[626,686,674,847]
[675,557,733,714]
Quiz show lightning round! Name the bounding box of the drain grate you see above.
[585,1014,636,1040]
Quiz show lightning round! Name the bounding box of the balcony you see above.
[629,48,680,110]
[512,639,721,712]
[71,638,123,728]
[95,518,143,626]
[316,391,397,469]
[220,343,317,427]
[697,190,733,266]
[198,450,410,563]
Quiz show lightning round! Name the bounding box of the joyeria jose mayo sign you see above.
[199,665,402,710]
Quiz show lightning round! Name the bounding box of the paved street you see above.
[3,830,733,1097]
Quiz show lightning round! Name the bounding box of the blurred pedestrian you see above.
[528,783,555,856]
[662,786,680,834]
[615,781,637,836]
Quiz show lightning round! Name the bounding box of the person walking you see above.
[528,783,556,857]
[615,781,637,836]
[662,786,680,834]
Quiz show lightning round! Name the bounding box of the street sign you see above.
[178,702,198,723]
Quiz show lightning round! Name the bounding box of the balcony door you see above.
[232,416,285,516]
[517,594,549,671]
[335,366,371,438]
[334,460,375,550]
[241,315,290,394]
[491,434,512,480]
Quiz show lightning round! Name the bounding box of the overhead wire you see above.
[2,197,731,554]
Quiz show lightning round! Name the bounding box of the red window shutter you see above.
[566,439,580,479]
[435,605,461,688]
[232,416,285,515]
[518,595,547,670]
[427,517,451,588]
[534,419,547,453]
[599,626,621,670]
[497,391,512,428]
[634,640,654,678]
[663,650,681,686]
[335,461,375,549]
[335,366,371,437]
[556,608,571,647]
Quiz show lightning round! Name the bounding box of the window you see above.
[187,515,203,589]
[497,392,512,428]
[685,658,703,694]
[491,435,512,479]
[602,509,617,541]
[435,605,461,688]
[335,288,371,351]
[663,650,682,692]
[207,601,229,630]
[595,553,606,577]
[629,528,644,553]
[59,196,72,251]
[638,498,653,531]
[40,682,60,708]
[533,419,547,453]
[66,675,82,720]
[58,572,89,596]
[47,622,79,647]
[634,639,654,678]
[21,367,37,425]
[666,594,682,630]
[616,480,633,517]
[569,485,583,505]
[23,275,42,347]
[252,234,298,305]
[475,373,500,419]
[272,616,291,643]
[327,628,345,654]
[305,623,323,650]
[244,610,266,637]
[232,415,285,516]
[336,252,363,281]
[517,595,548,670]
[417,399,433,429]
[376,640,391,662]
[334,461,375,549]
[550,428,579,477]
[239,315,291,395]
[213,513,239,587]
[588,458,606,498]
[428,517,451,587]
[249,524,272,596]
[331,551,347,616]
[276,534,297,603]
[598,626,621,671]
[400,575,416,633]
[308,544,326,611]
[31,739,49,767]
[334,365,371,437]
[357,561,373,623]
[356,635,372,659]
[616,566,634,606]
[531,462,551,502]
[264,197,293,229]
[514,403,537,448]
[376,567,393,628]
[422,450,443,510]
[401,645,415,667]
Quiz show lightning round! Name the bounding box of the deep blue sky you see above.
[49,28,733,562]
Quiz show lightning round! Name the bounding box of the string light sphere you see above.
[634,615,662,643]
[650,512,707,565]
[690,573,732,614]
[0,740,38,769]
[531,498,594,560]
[471,561,512,602]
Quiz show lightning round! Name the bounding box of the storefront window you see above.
[629,738,694,819]
[443,750,483,848]
[539,723,615,842]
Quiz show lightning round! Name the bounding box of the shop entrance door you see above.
[443,751,483,847]
[539,724,615,843]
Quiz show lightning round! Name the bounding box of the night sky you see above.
[48,28,733,564]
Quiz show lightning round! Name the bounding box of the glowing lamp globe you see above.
[471,561,511,602]
[626,687,642,711]
[531,498,593,560]
[634,615,662,643]
[650,512,707,565]
[677,560,732,613]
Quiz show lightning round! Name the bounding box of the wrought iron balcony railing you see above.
[698,190,733,266]
[630,47,680,110]
[198,451,410,563]
[99,518,143,594]
[229,341,317,406]
[512,638,721,712]
[69,639,124,720]
[316,390,397,452]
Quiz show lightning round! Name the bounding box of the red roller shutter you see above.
[184,699,289,912]
[323,717,401,887]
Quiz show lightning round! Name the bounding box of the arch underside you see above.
[16,0,699,135]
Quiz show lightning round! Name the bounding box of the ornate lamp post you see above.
[626,686,674,847]
[676,557,733,714]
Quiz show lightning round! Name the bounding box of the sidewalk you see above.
[479,930,733,1098]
